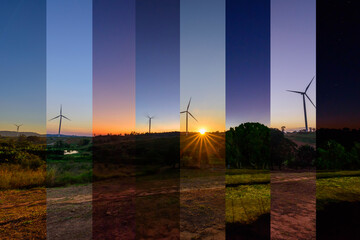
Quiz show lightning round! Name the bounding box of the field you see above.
[285,132,316,147]
[0,135,92,239]
[47,136,92,187]
[2,130,359,239]
[224,169,270,239]
[316,172,360,239]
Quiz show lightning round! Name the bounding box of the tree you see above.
[226,122,270,169]
[270,129,297,170]
[281,126,286,133]
[296,145,316,168]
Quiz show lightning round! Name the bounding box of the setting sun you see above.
[199,129,206,135]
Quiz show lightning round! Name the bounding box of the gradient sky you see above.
[271,0,316,131]
[317,0,360,129]
[226,0,270,129]
[47,0,92,136]
[136,0,180,133]
[0,0,46,134]
[180,0,225,133]
[93,0,135,135]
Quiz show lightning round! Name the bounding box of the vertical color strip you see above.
[93,0,136,238]
[226,0,271,239]
[135,0,180,238]
[180,0,226,239]
[271,1,316,239]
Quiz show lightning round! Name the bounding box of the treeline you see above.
[226,123,316,169]
[0,136,46,170]
[316,128,360,170]
[93,133,179,167]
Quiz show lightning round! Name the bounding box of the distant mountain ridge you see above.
[0,131,44,137]
[0,131,90,138]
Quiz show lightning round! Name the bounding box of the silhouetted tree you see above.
[226,122,270,169]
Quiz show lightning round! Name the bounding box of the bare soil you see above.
[0,188,46,239]
[271,171,316,240]
[47,184,92,240]
[1,174,227,239]
[180,176,226,240]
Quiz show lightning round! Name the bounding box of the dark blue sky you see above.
[0,0,46,133]
[317,0,360,129]
[136,0,180,132]
[226,0,270,129]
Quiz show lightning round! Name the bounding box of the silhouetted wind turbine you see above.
[180,98,198,136]
[49,105,70,137]
[14,124,22,134]
[147,115,154,133]
[287,76,316,132]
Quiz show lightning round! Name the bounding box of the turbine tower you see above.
[147,115,154,133]
[180,98,198,136]
[14,124,22,135]
[287,76,316,132]
[49,105,70,137]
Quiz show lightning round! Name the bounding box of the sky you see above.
[136,0,180,133]
[180,0,226,133]
[47,0,92,136]
[5,0,356,136]
[271,0,316,131]
[93,0,135,135]
[226,0,270,129]
[0,0,46,134]
[317,0,360,129]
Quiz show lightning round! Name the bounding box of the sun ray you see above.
[181,134,200,153]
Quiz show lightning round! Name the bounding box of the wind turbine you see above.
[14,124,22,134]
[49,105,70,137]
[180,98,198,136]
[287,76,316,132]
[146,115,154,133]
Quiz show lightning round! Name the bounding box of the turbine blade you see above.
[180,111,187,114]
[305,94,316,108]
[187,98,191,111]
[305,76,315,93]
[188,112,198,122]
[49,115,60,121]
[62,115,71,121]
[287,90,303,94]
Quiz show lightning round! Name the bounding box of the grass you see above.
[0,164,46,189]
[317,176,360,210]
[317,170,360,179]
[225,169,270,224]
[226,184,270,224]
[285,132,316,145]
[226,169,270,185]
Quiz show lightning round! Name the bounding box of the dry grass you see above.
[0,164,46,190]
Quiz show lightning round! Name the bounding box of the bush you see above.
[296,145,316,168]
[20,153,44,170]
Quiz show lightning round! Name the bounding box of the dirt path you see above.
[47,184,92,240]
[0,188,46,239]
[271,171,316,240]
[1,175,226,239]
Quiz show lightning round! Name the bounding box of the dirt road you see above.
[271,171,316,240]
